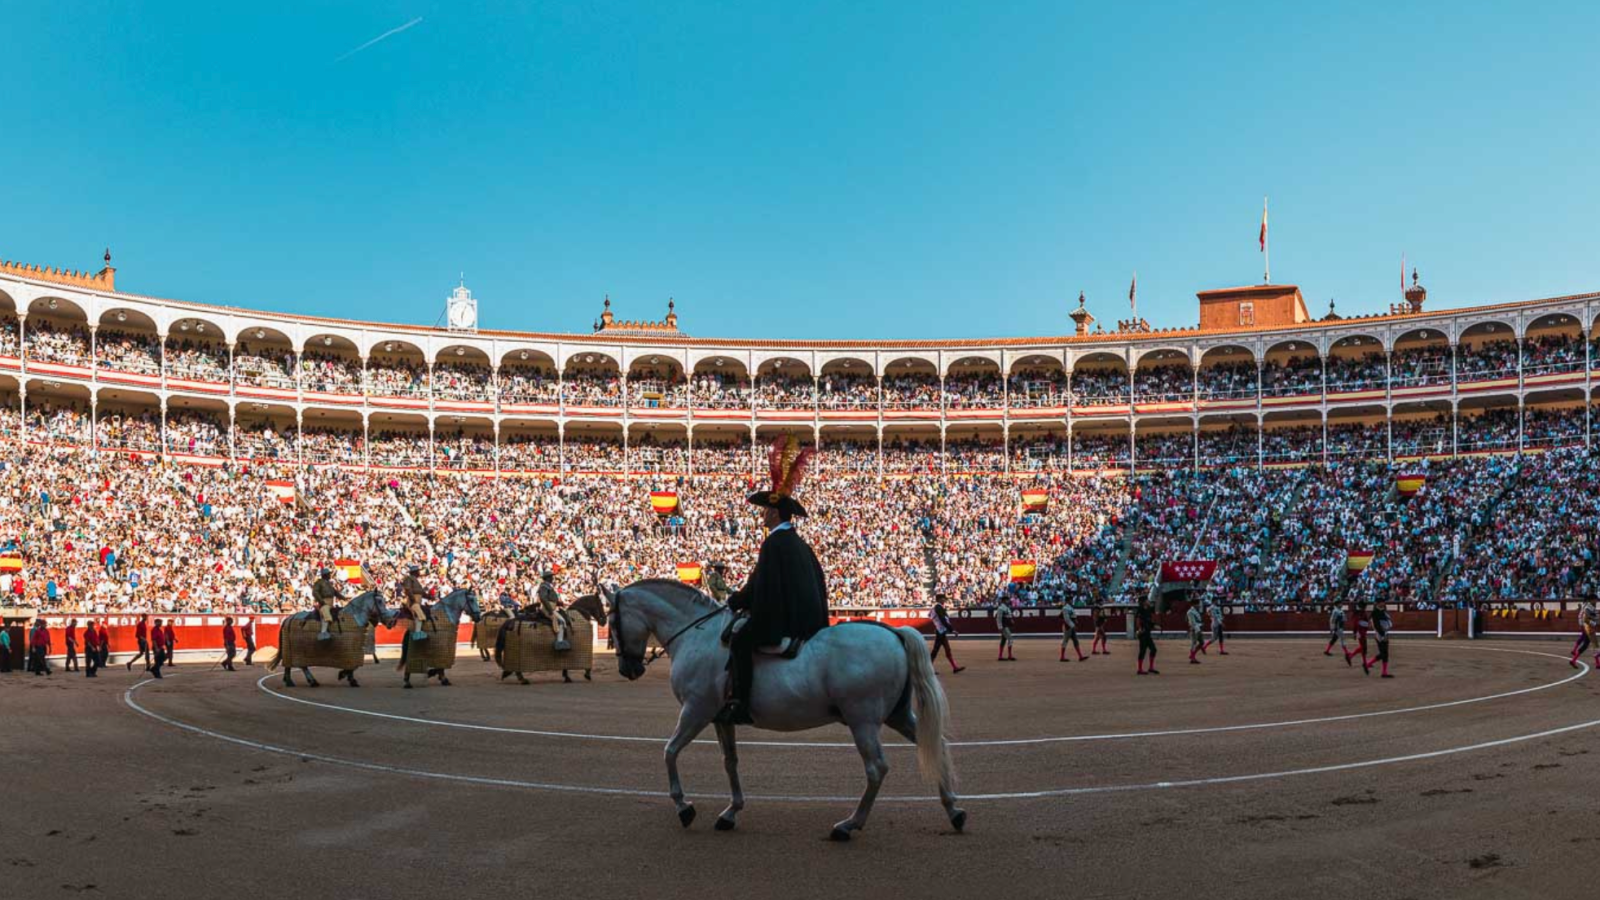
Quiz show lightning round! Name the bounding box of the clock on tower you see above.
[445,277,478,332]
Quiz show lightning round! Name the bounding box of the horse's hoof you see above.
[950,809,967,832]
[678,805,696,828]
[563,673,573,683]
[403,682,413,689]
[584,670,592,681]
[347,679,360,688]
[714,816,736,832]
[518,676,530,685]
[829,827,852,842]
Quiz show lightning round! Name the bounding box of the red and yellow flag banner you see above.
[676,562,703,585]
[335,558,364,585]
[1020,488,1049,512]
[265,480,296,504]
[1009,560,1038,583]
[0,552,22,573]
[650,491,679,515]
[1346,551,1375,573]
[1395,473,1426,497]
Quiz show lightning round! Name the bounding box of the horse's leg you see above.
[303,667,319,687]
[584,668,592,681]
[562,669,573,683]
[403,672,412,689]
[437,669,451,686]
[282,669,294,687]
[887,708,965,832]
[665,705,712,828]
[712,722,745,831]
[832,721,889,841]
[346,670,360,688]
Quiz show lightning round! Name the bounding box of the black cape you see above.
[728,526,829,644]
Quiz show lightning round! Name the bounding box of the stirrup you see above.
[411,630,430,640]
[316,631,333,641]
[553,639,572,651]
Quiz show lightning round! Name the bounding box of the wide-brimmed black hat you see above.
[746,490,808,518]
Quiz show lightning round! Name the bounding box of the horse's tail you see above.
[894,626,955,791]
[267,621,287,671]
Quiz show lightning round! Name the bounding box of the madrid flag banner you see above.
[1160,560,1218,582]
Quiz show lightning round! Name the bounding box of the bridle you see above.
[610,588,724,670]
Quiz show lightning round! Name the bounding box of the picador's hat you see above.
[747,435,815,517]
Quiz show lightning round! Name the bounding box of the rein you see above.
[613,589,725,668]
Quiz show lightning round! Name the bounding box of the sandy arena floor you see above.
[6,636,1600,899]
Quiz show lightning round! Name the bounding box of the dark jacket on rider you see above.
[312,577,345,604]
[401,575,428,601]
[728,526,829,645]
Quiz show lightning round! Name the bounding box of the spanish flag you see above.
[0,552,21,573]
[265,480,296,504]
[1346,551,1375,573]
[650,491,679,515]
[676,562,703,585]
[335,558,363,585]
[1009,560,1038,583]
[1020,488,1049,513]
[1395,473,1426,497]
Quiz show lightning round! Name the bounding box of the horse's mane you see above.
[627,578,721,610]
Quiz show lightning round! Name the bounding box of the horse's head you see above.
[569,593,606,623]
[366,589,398,628]
[462,587,483,623]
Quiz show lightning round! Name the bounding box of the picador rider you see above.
[312,568,345,641]
[537,570,571,650]
[717,436,830,726]
[401,565,430,641]
[706,561,732,604]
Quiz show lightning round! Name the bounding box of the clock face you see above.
[449,300,477,329]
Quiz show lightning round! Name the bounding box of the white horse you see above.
[606,578,965,840]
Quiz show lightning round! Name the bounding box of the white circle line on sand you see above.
[125,670,1600,804]
[252,643,1589,749]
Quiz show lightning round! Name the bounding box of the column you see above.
[159,398,168,455]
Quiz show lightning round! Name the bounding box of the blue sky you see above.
[4,2,1598,339]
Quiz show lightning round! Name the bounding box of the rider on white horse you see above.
[717,436,830,727]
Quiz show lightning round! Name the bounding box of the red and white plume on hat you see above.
[766,435,814,501]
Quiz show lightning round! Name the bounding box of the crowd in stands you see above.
[1198,359,1257,400]
[754,371,814,409]
[365,359,429,398]
[943,371,1005,409]
[95,329,161,374]
[1068,367,1128,406]
[164,340,229,382]
[499,367,561,404]
[818,370,877,409]
[688,371,752,409]
[1261,354,1322,396]
[433,361,495,402]
[563,371,625,407]
[1133,365,1192,404]
[296,350,360,392]
[1007,368,1068,407]
[0,406,1597,617]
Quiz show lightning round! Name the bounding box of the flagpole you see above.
[1262,196,1270,284]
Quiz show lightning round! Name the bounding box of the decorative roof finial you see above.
[104,248,112,265]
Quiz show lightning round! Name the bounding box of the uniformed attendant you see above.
[498,588,521,616]
[930,595,963,672]
[1186,601,1205,664]
[401,565,430,641]
[221,616,238,671]
[1347,601,1371,673]
[311,568,345,641]
[82,621,102,678]
[1204,600,1228,655]
[994,599,1017,661]
[64,618,80,672]
[717,436,829,726]
[705,562,732,604]
[1135,596,1159,675]
[128,614,152,671]
[1325,602,1348,658]
[534,570,570,649]
[1059,606,1086,662]
[148,618,166,679]
[1091,605,1110,655]
[1570,597,1599,669]
[1368,601,1394,678]
[241,616,257,666]
[29,619,52,676]
[163,620,178,666]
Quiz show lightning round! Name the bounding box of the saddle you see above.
[720,614,805,660]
